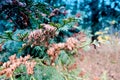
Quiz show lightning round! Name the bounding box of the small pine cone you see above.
[47,48,55,56]
[57,43,65,49]
[5,68,13,77]
[9,54,16,61]
[0,69,6,76]
[3,63,7,68]
[27,67,34,75]
[24,55,30,60]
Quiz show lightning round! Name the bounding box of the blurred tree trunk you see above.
[89,0,100,41]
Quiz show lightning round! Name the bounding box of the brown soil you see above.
[76,43,120,80]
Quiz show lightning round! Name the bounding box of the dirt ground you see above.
[75,43,120,80]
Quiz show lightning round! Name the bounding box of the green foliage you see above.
[24,46,47,58]
[34,66,64,80]
[0,31,13,40]
[0,30,30,62]
[17,32,29,42]
[0,52,12,62]
[56,50,71,65]
[2,57,81,80]
[28,2,51,29]
[12,65,65,80]
[80,39,91,51]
